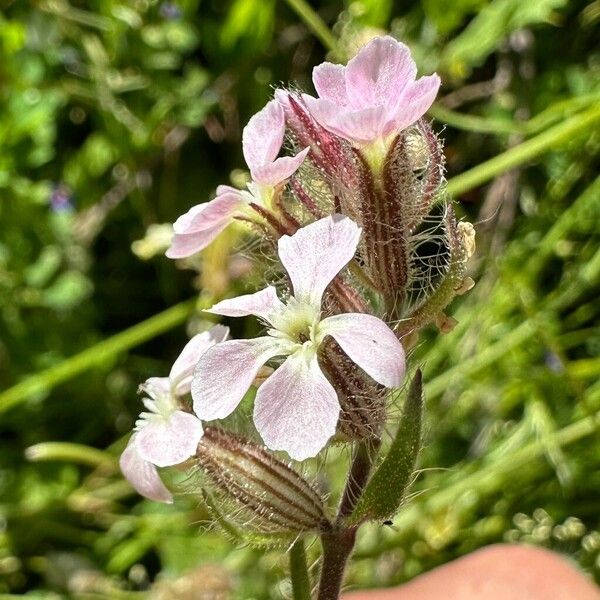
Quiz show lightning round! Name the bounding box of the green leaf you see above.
[350,370,423,523]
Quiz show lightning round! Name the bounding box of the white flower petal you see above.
[192,337,285,421]
[320,313,406,388]
[242,100,285,175]
[254,352,339,461]
[135,410,203,468]
[119,437,173,503]
[206,287,284,323]
[277,215,361,306]
[170,325,230,396]
[140,377,171,399]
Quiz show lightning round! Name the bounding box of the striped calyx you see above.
[196,427,331,535]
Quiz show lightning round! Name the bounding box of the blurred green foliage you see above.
[0,0,599,597]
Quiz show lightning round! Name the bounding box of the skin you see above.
[344,544,600,600]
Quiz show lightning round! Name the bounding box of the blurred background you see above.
[0,0,599,597]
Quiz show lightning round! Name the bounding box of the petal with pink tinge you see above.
[254,352,339,460]
[252,147,310,186]
[119,437,173,503]
[242,100,285,176]
[206,287,284,322]
[320,313,406,388]
[388,74,441,134]
[135,410,203,468]
[166,192,247,258]
[192,337,285,421]
[312,62,349,105]
[303,96,388,144]
[170,325,230,396]
[345,36,416,110]
[278,215,361,305]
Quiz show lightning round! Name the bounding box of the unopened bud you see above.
[197,428,331,535]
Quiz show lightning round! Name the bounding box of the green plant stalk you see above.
[0,298,198,414]
[316,438,380,599]
[290,539,312,600]
[317,529,357,600]
[429,104,526,135]
[424,320,536,400]
[445,104,600,197]
[25,441,118,470]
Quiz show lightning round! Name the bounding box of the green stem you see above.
[445,104,600,197]
[290,538,312,600]
[282,0,343,60]
[0,298,198,414]
[337,439,380,521]
[429,104,526,135]
[316,440,379,599]
[25,441,118,470]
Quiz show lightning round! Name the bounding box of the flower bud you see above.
[398,211,476,336]
[319,340,386,442]
[196,427,331,535]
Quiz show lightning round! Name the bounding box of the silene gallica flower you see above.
[303,36,440,152]
[166,100,309,258]
[119,325,229,502]
[192,215,406,460]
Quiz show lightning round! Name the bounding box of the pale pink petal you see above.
[242,100,285,175]
[320,313,405,387]
[216,184,239,195]
[166,224,229,259]
[172,193,246,234]
[192,337,285,421]
[345,36,416,110]
[140,377,171,398]
[303,95,387,144]
[166,192,247,258]
[135,410,203,468]
[206,286,284,322]
[119,437,173,503]
[252,147,310,186]
[388,74,441,134]
[253,352,339,460]
[278,215,361,305]
[312,62,349,105]
[170,325,230,396]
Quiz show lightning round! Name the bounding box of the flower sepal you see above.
[196,427,331,536]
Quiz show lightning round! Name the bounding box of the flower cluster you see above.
[120,36,474,536]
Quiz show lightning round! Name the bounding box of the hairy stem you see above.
[317,440,379,598]
[317,529,357,600]
[337,439,381,520]
[290,539,312,600]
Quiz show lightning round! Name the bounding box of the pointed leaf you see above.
[349,370,423,523]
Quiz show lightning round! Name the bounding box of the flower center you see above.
[135,384,178,430]
[267,297,322,350]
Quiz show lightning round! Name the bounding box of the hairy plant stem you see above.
[290,539,312,600]
[317,439,380,599]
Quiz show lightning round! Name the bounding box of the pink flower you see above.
[303,36,440,147]
[119,325,229,502]
[192,216,405,460]
[166,100,309,258]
